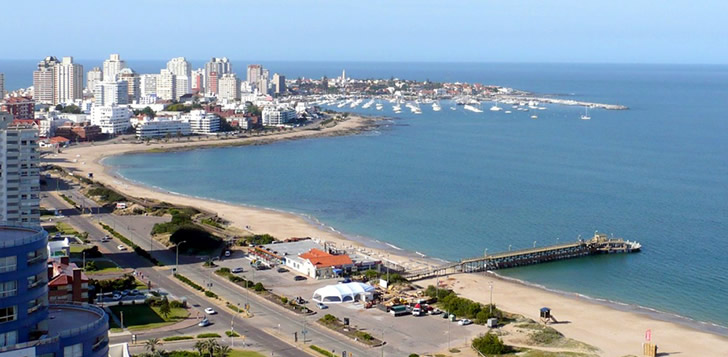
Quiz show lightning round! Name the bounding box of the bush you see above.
[87,186,125,203]
[91,274,137,292]
[281,296,288,304]
[253,282,265,292]
[354,331,373,341]
[409,355,420,357]
[170,300,185,308]
[225,330,239,337]
[425,285,502,322]
[170,226,221,251]
[309,345,335,357]
[196,333,220,338]
[472,333,510,355]
[174,274,204,292]
[204,291,218,298]
[81,245,103,258]
[320,314,338,324]
[163,336,193,341]
[245,234,276,245]
[84,261,98,271]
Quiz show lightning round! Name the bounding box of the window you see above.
[63,343,82,357]
[0,281,17,298]
[27,249,47,265]
[0,306,17,323]
[0,256,17,273]
[0,330,17,347]
[27,272,46,289]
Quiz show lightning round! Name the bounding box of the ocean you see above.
[6,60,726,332]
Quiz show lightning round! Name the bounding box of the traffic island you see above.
[316,314,384,347]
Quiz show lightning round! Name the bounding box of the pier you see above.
[404,232,641,281]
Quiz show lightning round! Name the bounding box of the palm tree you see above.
[215,345,232,357]
[144,338,160,353]
[205,338,220,357]
[194,340,206,356]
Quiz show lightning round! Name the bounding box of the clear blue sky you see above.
[2,0,727,64]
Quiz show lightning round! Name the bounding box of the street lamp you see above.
[489,281,494,315]
[175,241,187,273]
[380,326,392,357]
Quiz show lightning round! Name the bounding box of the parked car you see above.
[276,267,289,273]
[231,267,244,274]
[198,318,211,327]
[294,275,307,281]
[204,308,216,315]
[130,289,140,296]
[429,308,443,315]
[121,290,129,296]
[117,245,127,251]
[112,294,122,301]
[458,319,473,326]
[316,303,328,309]
[224,250,231,257]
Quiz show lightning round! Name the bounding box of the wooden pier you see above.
[404,232,641,281]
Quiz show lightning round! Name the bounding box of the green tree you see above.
[194,340,206,355]
[215,345,231,357]
[472,333,508,355]
[159,297,171,319]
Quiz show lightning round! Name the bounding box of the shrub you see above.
[81,245,103,258]
[354,331,373,341]
[170,226,221,251]
[225,330,240,337]
[245,234,276,245]
[281,297,288,304]
[309,345,335,357]
[204,291,218,298]
[84,261,98,271]
[409,355,420,357]
[253,282,265,292]
[196,333,220,339]
[163,336,193,341]
[320,314,338,324]
[174,274,204,291]
[170,300,185,308]
[472,333,510,355]
[87,186,125,203]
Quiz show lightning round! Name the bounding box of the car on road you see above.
[276,267,289,273]
[130,289,140,296]
[112,294,122,301]
[204,308,216,315]
[294,275,307,281]
[117,245,127,251]
[316,303,328,309]
[198,318,211,327]
[101,235,110,242]
[231,267,244,274]
[121,290,129,296]
[458,319,473,326]
[224,250,231,257]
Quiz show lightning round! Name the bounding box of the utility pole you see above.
[175,241,186,273]
[489,281,494,315]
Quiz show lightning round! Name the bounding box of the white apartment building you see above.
[157,69,176,101]
[218,74,240,102]
[205,58,232,92]
[191,69,204,92]
[182,110,220,134]
[94,80,129,106]
[54,57,83,104]
[135,116,191,139]
[167,57,191,97]
[140,74,158,97]
[91,105,131,134]
[262,106,297,126]
[103,54,127,81]
[87,67,103,91]
[0,112,40,224]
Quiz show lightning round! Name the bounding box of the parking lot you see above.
[214,250,490,354]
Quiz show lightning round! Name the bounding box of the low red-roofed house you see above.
[296,248,354,279]
[47,256,89,303]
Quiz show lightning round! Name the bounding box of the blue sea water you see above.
[57,62,728,332]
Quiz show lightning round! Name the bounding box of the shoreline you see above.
[51,113,728,356]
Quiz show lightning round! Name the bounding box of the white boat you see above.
[530,115,538,119]
[489,100,502,112]
[375,103,383,110]
[393,103,402,112]
[505,110,512,114]
[450,107,457,111]
[362,99,375,109]
[581,106,591,120]
[432,102,442,111]
[464,104,483,113]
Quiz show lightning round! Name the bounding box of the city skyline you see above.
[1,0,727,64]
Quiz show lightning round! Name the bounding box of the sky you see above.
[1,0,727,64]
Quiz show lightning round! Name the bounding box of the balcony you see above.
[27,254,47,265]
[28,278,46,289]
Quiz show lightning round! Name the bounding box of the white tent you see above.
[312,282,376,303]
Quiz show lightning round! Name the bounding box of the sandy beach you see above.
[50,114,728,356]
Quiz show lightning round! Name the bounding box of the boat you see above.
[375,103,383,110]
[489,100,502,112]
[505,110,512,114]
[580,106,591,120]
[450,107,457,111]
[362,99,375,109]
[530,115,538,119]
[432,102,442,111]
[464,104,483,113]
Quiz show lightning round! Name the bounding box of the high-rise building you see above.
[86,67,103,91]
[247,64,262,88]
[157,69,176,101]
[257,69,270,95]
[118,68,140,103]
[102,54,126,82]
[0,73,5,99]
[54,57,83,104]
[93,80,128,107]
[205,58,232,93]
[191,69,204,93]
[140,74,158,97]
[207,72,219,95]
[1,97,36,120]
[166,57,191,97]
[272,73,286,95]
[0,220,110,356]
[0,112,40,224]
[32,56,59,104]
[218,74,240,101]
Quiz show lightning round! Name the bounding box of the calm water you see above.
[101,63,727,331]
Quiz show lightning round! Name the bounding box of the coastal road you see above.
[41,180,385,356]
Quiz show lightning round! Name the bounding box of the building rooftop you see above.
[259,239,323,258]
[47,304,105,337]
[0,225,45,245]
[300,249,353,268]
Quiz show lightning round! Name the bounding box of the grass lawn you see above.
[80,259,123,274]
[229,351,265,357]
[56,222,79,235]
[108,304,189,331]
[70,245,92,254]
